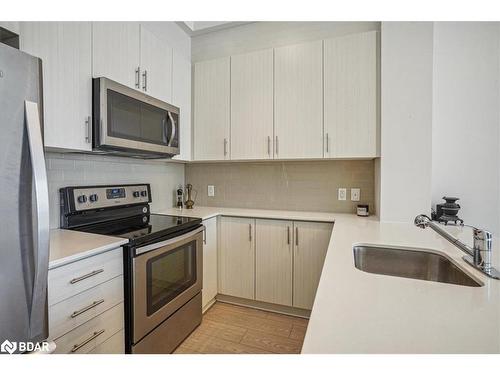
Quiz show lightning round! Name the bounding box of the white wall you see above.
[46,153,185,229]
[379,22,434,223]
[432,22,500,234]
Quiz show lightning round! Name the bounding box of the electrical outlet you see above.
[338,188,347,201]
[207,185,215,197]
[351,188,360,202]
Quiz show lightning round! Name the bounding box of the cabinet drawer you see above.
[54,302,124,354]
[49,276,124,340]
[89,329,124,354]
[49,248,123,306]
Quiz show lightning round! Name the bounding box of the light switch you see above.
[351,188,360,201]
[338,188,347,201]
[207,185,215,197]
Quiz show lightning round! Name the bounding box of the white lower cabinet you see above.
[202,217,218,310]
[218,216,332,310]
[293,221,333,310]
[218,216,255,300]
[53,303,124,354]
[255,219,293,306]
[89,329,125,354]
[48,248,124,354]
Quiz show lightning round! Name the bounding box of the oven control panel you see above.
[66,184,151,211]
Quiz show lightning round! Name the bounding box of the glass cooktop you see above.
[74,214,202,245]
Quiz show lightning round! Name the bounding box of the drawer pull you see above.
[70,299,105,318]
[69,269,104,284]
[71,329,105,353]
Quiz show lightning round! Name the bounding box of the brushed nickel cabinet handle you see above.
[69,269,104,284]
[224,138,228,156]
[85,116,91,144]
[267,136,271,156]
[203,228,207,244]
[249,223,252,242]
[70,299,105,318]
[142,70,148,91]
[326,133,329,154]
[135,67,140,88]
[295,227,299,246]
[275,136,279,155]
[287,226,290,245]
[71,329,105,353]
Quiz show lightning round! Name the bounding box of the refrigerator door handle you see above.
[25,101,50,340]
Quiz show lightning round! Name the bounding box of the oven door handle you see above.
[135,226,204,256]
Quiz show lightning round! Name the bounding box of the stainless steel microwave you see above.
[93,77,179,158]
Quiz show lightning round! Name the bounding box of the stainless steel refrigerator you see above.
[0,42,50,353]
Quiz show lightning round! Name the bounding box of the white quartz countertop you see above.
[49,229,128,269]
[154,206,340,223]
[302,216,500,354]
[157,206,500,353]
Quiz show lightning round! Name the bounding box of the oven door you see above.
[132,226,203,343]
[94,77,179,156]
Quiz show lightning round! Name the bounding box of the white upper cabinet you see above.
[92,22,140,89]
[172,51,192,161]
[230,49,274,160]
[139,26,173,103]
[274,40,324,159]
[193,57,231,161]
[20,22,93,152]
[324,31,379,158]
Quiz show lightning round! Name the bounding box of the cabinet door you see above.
[274,41,323,159]
[172,51,192,161]
[255,219,293,306]
[20,22,92,151]
[324,31,378,158]
[293,221,332,310]
[193,57,230,160]
[140,26,173,103]
[231,49,274,160]
[218,217,255,299]
[92,22,140,89]
[202,217,218,309]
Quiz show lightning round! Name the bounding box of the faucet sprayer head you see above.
[414,214,431,229]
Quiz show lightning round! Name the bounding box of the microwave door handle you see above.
[167,111,176,147]
[162,117,168,144]
[25,101,50,340]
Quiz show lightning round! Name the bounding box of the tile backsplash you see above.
[46,152,185,229]
[185,160,375,214]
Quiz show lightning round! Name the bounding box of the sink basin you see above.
[353,245,482,287]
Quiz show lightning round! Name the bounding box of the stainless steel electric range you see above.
[60,183,203,354]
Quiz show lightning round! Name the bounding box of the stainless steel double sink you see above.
[353,245,483,287]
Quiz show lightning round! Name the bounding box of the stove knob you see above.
[77,195,87,204]
[133,191,140,198]
[89,194,98,202]
[140,191,147,197]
